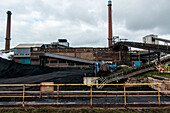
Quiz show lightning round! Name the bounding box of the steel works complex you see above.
[3,0,170,67]
[12,0,129,67]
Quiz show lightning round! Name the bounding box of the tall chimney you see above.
[108,0,112,48]
[5,11,12,50]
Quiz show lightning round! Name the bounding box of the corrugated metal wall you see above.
[14,48,31,57]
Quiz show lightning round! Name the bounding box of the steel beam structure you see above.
[114,41,170,53]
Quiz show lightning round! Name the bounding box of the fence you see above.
[0,83,169,107]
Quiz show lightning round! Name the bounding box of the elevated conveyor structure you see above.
[153,37,170,43]
[114,41,170,53]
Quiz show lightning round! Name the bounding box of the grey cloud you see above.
[0,0,170,49]
[114,0,170,34]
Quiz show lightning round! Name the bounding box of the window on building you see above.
[33,48,38,51]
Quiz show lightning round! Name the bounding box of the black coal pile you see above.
[0,69,92,84]
[0,57,93,84]
[0,57,57,78]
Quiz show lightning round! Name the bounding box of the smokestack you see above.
[5,11,12,50]
[108,0,112,48]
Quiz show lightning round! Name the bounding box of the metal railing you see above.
[96,56,170,87]
[96,64,155,88]
[0,83,169,107]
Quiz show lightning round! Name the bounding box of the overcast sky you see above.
[0,0,170,49]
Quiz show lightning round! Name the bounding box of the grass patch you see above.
[151,76,165,80]
[0,108,170,113]
[143,108,170,113]
[134,71,170,78]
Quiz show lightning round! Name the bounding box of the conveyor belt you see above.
[154,37,170,43]
[114,41,170,53]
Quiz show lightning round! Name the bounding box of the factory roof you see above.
[44,53,98,64]
[15,44,43,48]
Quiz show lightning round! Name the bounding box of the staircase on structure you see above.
[96,66,154,89]
[96,54,170,89]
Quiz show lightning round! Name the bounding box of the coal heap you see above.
[0,57,58,78]
[0,57,92,84]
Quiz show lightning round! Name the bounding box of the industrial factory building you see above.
[12,0,129,67]
[13,39,129,67]
[143,34,159,45]
[14,44,44,65]
[4,0,169,68]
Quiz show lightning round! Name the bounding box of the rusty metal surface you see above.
[44,53,98,64]
[15,44,43,48]
[5,11,12,50]
[108,0,112,47]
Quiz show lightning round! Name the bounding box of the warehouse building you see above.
[14,41,129,67]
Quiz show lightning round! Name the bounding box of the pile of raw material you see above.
[0,57,93,85]
[0,57,55,78]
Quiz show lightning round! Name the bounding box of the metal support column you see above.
[57,85,59,106]
[148,49,150,65]
[90,85,93,107]
[158,84,161,106]
[124,85,126,106]
[157,52,160,62]
[22,84,25,107]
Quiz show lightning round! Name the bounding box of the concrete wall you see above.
[83,77,99,85]
[148,77,170,94]
[44,48,123,63]
[53,52,94,60]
